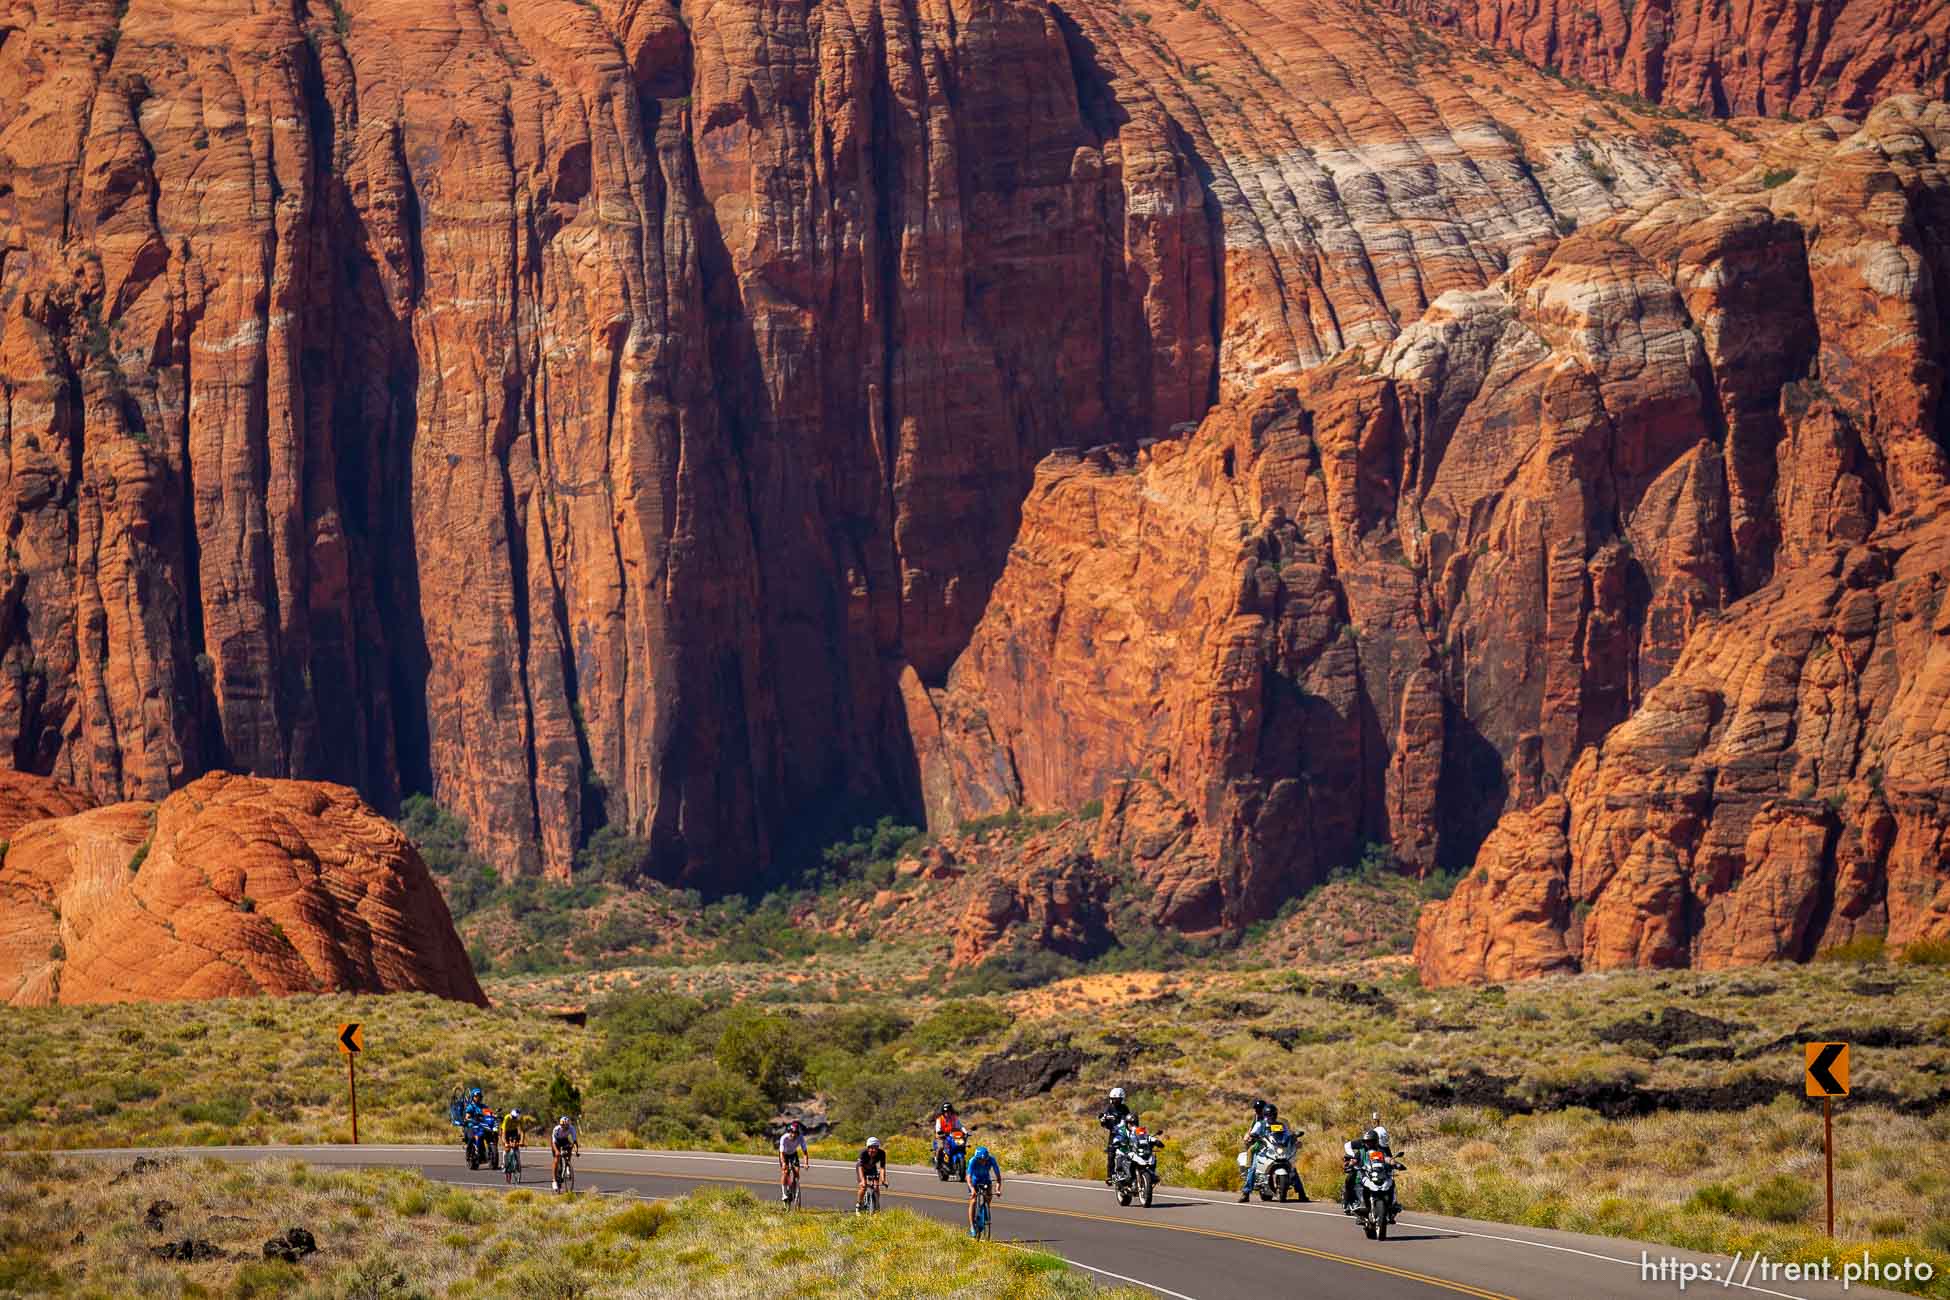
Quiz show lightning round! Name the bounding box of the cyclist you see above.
[966,1144,1002,1236]
[855,1135,888,1211]
[778,1119,809,1202]
[500,1108,525,1184]
[550,1114,579,1191]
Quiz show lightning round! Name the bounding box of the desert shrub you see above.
[228,1258,306,1298]
[828,1066,955,1138]
[179,1095,248,1126]
[546,1068,583,1121]
[715,1006,805,1105]
[1816,933,1886,963]
[957,808,1065,839]
[575,826,652,884]
[1687,1174,1816,1224]
[605,1202,668,1239]
[599,990,710,1040]
[1898,937,1950,966]
[1761,168,1796,188]
[951,949,1084,994]
[910,999,1012,1053]
[0,1249,61,1292]
[809,1006,911,1055]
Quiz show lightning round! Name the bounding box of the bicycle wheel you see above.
[562,1158,575,1194]
[975,1194,991,1240]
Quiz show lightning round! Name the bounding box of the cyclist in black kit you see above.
[856,1136,889,1210]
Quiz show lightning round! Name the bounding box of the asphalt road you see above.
[78,1146,1912,1300]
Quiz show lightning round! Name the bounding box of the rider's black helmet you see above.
[940,1101,955,1114]
[1362,1128,1378,1145]
[1251,1098,1268,1118]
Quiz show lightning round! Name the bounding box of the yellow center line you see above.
[574,1165,1515,1300]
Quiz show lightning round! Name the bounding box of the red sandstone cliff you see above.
[0,0,1944,981]
[915,99,1950,937]
[0,771,486,1005]
[0,0,1778,887]
[1417,502,1950,984]
[1388,0,1950,118]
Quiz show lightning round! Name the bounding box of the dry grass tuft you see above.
[0,1155,1138,1298]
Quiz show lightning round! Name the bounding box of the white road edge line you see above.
[63,1149,1820,1300]
[1001,1179,1814,1300]
[1001,1244,1202,1300]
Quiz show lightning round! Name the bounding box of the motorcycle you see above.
[459,1107,500,1171]
[1351,1147,1404,1240]
[934,1126,972,1182]
[1238,1120,1306,1202]
[1111,1123,1162,1208]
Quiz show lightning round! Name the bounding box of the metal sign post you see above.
[338,1023,365,1144]
[1804,1041,1849,1238]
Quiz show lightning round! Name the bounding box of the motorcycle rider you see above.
[1098,1087,1136,1185]
[933,1101,962,1170]
[1342,1125,1394,1215]
[1239,1098,1275,1202]
[856,1136,888,1211]
[460,1086,488,1163]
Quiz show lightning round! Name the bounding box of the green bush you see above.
[576,826,652,884]
[179,1096,248,1126]
[1898,937,1950,966]
[828,1066,955,1139]
[1686,1175,1816,1225]
[1815,932,1886,964]
[1743,1174,1817,1224]
[605,1202,669,1240]
[227,1258,305,1298]
[1761,168,1796,189]
[546,1068,583,1122]
[715,1007,804,1105]
[910,1000,1012,1053]
[951,949,1084,994]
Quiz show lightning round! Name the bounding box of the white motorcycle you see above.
[1111,1122,1162,1208]
[1351,1147,1404,1240]
[1237,1120,1305,1201]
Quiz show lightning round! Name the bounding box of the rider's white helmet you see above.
[559,1116,571,1125]
[866,1136,881,1148]
[1374,1125,1390,1149]
[1109,1087,1126,1101]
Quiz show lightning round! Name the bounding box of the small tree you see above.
[547,1069,582,1122]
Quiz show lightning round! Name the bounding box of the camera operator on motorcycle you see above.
[1239,1099,1275,1202]
[1098,1088,1136,1185]
[932,1102,961,1167]
[1342,1124,1393,1214]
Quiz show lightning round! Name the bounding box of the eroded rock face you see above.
[0,0,1773,886]
[0,772,484,1005]
[0,770,93,838]
[1418,503,1950,984]
[919,100,1950,936]
[1391,0,1950,118]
